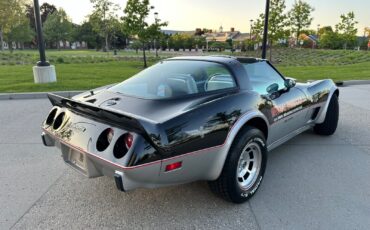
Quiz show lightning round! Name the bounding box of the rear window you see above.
[109,60,236,99]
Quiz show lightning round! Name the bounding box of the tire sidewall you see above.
[227,128,267,203]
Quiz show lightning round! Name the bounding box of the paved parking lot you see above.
[1,85,370,230]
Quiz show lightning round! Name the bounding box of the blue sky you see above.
[40,0,369,35]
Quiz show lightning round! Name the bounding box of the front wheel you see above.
[208,127,267,203]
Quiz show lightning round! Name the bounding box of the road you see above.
[1,85,370,230]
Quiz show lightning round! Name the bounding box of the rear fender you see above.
[207,110,269,180]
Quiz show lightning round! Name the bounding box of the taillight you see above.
[124,133,133,149]
[113,133,133,159]
[97,128,114,152]
[53,112,65,130]
[46,108,58,126]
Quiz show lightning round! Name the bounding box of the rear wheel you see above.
[209,127,267,203]
[314,94,339,136]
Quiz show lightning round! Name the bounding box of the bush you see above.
[56,57,64,63]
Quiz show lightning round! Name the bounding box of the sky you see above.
[39,0,369,35]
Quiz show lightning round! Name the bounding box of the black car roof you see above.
[165,56,265,90]
[167,55,265,65]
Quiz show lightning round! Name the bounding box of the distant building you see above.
[203,27,251,43]
[297,34,319,48]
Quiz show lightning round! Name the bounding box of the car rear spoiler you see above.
[47,93,150,137]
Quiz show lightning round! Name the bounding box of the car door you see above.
[243,61,309,145]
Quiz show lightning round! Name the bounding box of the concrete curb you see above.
[0,91,84,100]
[335,80,370,87]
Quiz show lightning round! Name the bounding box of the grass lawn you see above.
[278,62,370,82]
[1,60,370,93]
[0,62,146,93]
[0,49,370,93]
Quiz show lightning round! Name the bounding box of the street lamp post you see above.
[250,19,253,51]
[33,0,48,66]
[154,12,159,58]
[261,0,270,59]
[32,0,56,83]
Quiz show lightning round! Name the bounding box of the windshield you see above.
[109,60,237,99]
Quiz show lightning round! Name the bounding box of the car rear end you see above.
[41,94,163,191]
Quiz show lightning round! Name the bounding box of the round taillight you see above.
[46,108,58,126]
[53,112,65,130]
[124,133,133,149]
[96,128,114,152]
[113,133,133,159]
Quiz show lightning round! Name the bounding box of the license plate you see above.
[68,149,87,172]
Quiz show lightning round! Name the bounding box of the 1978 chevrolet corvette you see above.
[41,56,339,203]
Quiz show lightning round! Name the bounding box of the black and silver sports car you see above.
[41,56,339,203]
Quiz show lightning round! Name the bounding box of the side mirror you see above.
[285,78,296,89]
[266,83,279,94]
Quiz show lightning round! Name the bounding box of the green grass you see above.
[278,62,370,82]
[0,49,370,93]
[0,62,146,93]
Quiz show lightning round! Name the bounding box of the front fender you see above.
[314,81,339,124]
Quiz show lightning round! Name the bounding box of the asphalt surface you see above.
[1,85,370,230]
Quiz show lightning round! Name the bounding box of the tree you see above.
[335,12,358,50]
[90,0,120,52]
[129,40,142,53]
[25,3,57,30]
[122,0,167,68]
[43,9,73,50]
[365,27,370,38]
[288,0,314,43]
[254,0,288,60]
[72,21,101,49]
[319,31,344,49]
[210,42,227,52]
[194,36,206,51]
[6,18,34,51]
[0,0,26,51]
[318,26,333,37]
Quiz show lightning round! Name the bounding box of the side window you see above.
[243,62,286,95]
[204,64,236,92]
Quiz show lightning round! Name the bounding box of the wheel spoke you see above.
[236,141,262,190]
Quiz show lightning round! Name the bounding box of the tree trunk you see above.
[105,34,109,52]
[9,41,13,53]
[296,28,300,47]
[142,43,147,68]
[269,40,273,62]
[57,41,61,51]
[0,28,4,51]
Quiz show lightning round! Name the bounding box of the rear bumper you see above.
[41,130,226,192]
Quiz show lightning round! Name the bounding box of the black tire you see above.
[314,94,339,136]
[208,126,267,203]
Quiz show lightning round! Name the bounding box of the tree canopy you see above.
[288,0,314,41]
[43,9,73,50]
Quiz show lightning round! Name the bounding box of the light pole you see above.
[32,0,56,83]
[154,12,159,58]
[261,0,270,59]
[317,24,321,38]
[249,19,253,51]
[34,0,48,66]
